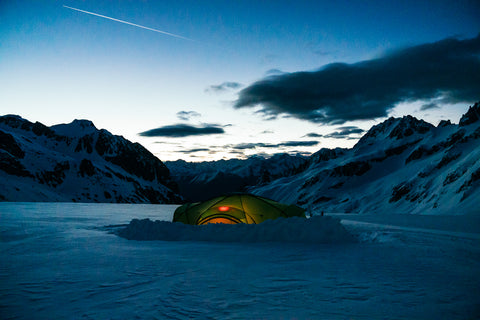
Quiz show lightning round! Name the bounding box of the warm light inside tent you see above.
[200,217,237,225]
[218,206,230,212]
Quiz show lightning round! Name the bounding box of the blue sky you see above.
[1,0,479,161]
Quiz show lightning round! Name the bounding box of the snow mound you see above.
[117,216,355,243]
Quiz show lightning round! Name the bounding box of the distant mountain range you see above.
[250,102,480,214]
[0,116,182,203]
[1,102,479,213]
[165,154,307,201]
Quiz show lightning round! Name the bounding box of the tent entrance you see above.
[198,215,242,225]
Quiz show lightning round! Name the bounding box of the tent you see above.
[173,193,306,225]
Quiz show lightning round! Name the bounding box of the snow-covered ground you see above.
[1,203,479,319]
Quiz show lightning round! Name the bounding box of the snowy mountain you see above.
[0,115,182,203]
[250,103,480,214]
[166,153,307,201]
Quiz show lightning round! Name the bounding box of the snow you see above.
[0,115,180,203]
[51,119,98,137]
[1,203,480,319]
[251,113,480,215]
[118,216,355,243]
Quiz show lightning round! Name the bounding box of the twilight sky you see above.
[1,0,479,161]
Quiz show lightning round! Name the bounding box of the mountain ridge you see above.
[249,102,480,214]
[0,115,182,203]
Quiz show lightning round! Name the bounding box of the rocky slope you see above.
[250,102,480,214]
[166,153,307,201]
[0,115,182,203]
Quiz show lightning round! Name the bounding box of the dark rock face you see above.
[37,161,70,187]
[459,102,480,126]
[94,130,113,156]
[309,148,346,164]
[438,119,452,127]
[0,152,32,177]
[79,159,95,177]
[405,129,467,164]
[389,182,412,202]
[331,161,371,177]
[406,146,431,163]
[95,130,172,186]
[105,143,169,183]
[75,135,94,153]
[457,167,480,193]
[0,130,25,158]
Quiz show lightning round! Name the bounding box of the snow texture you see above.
[0,202,480,320]
[118,216,355,243]
[1,203,479,319]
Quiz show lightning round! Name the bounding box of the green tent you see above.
[173,193,306,225]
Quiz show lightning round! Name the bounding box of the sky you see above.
[1,0,479,161]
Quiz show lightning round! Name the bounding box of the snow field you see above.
[118,215,356,243]
[1,203,479,319]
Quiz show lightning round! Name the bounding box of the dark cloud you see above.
[178,148,210,153]
[420,102,441,111]
[203,122,233,128]
[176,111,201,121]
[323,126,365,139]
[303,132,322,138]
[280,140,319,147]
[139,124,225,138]
[265,69,285,75]
[234,35,480,124]
[303,127,364,139]
[230,140,319,150]
[205,82,243,93]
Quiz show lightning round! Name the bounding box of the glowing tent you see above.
[173,193,306,225]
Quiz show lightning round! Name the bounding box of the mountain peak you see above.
[0,115,181,203]
[71,119,97,128]
[459,101,480,126]
[0,114,28,128]
[358,115,433,144]
[51,119,98,137]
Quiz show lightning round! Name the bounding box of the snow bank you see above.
[117,216,355,243]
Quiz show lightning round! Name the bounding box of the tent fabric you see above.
[173,193,306,225]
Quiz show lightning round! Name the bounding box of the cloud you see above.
[230,140,319,150]
[303,126,364,139]
[280,140,319,147]
[234,35,480,124]
[205,82,243,93]
[177,148,210,153]
[176,111,201,121]
[420,102,441,111]
[303,132,322,138]
[323,126,365,139]
[139,124,225,138]
[265,69,285,76]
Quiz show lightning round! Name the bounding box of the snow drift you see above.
[117,216,355,243]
